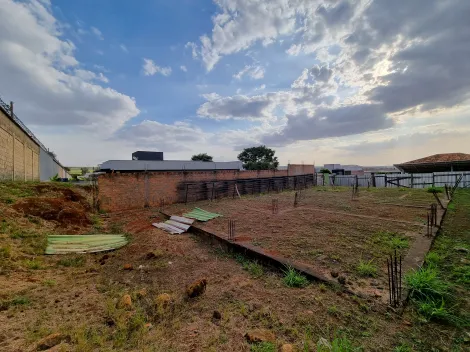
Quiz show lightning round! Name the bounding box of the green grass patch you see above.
[317,334,360,351]
[1,295,31,310]
[371,230,410,253]
[234,254,264,278]
[42,279,57,287]
[250,342,276,352]
[356,259,377,277]
[405,266,449,302]
[57,255,86,267]
[282,266,309,288]
[23,259,43,270]
[426,186,443,194]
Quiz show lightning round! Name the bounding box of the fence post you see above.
[384,175,388,187]
[371,173,376,187]
[432,173,435,187]
[355,174,358,188]
[410,173,414,188]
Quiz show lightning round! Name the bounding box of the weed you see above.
[393,343,412,352]
[389,236,409,250]
[109,221,124,233]
[0,245,11,259]
[91,215,103,230]
[42,279,57,287]
[327,305,339,316]
[250,342,276,352]
[425,252,442,267]
[356,259,377,277]
[24,259,43,270]
[405,266,448,302]
[6,296,31,307]
[57,255,86,267]
[317,334,360,352]
[426,187,443,194]
[318,283,327,292]
[243,261,264,278]
[283,266,309,288]
[417,299,465,326]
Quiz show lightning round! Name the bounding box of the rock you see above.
[244,329,276,343]
[454,247,469,253]
[123,264,133,270]
[186,278,207,298]
[212,310,221,320]
[155,293,172,310]
[330,270,339,278]
[281,344,295,352]
[118,294,132,309]
[144,323,153,330]
[36,333,70,351]
[373,290,382,297]
[338,275,346,285]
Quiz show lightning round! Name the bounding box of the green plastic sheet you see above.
[45,234,128,254]
[182,207,222,222]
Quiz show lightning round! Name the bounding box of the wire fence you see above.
[315,172,470,189]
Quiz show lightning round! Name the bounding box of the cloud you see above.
[233,65,265,80]
[120,44,128,53]
[185,42,198,59]
[90,26,103,40]
[263,104,394,146]
[197,92,282,120]
[180,65,187,72]
[0,0,139,131]
[113,120,208,151]
[142,58,172,76]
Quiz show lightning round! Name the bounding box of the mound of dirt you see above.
[12,194,91,227]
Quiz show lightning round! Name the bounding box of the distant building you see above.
[99,160,243,173]
[132,151,164,161]
[323,164,364,175]
[394,153,470,173]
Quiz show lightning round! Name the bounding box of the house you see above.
[394,153,470,173]
[99,152,243,172]
[323,164,364,175]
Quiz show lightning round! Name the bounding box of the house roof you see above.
[99,160,243,172]
[400,153,470,165]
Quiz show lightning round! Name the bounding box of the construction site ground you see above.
[0,182,468,351]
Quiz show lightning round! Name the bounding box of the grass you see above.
[57,255,86,267]
[250,342,276,352]
[23,259,43,270]
[371,231,410,254]
[282,266,309,288]
[234,254,264,278]
[1,295,31,310]
[405,266,448,302]
[426,186,443,194]
[42,279,57,287]
[317,335,360,352]
[356,259,377,277]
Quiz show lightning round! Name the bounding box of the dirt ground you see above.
[166,187,437,296]
[0,183,465,352]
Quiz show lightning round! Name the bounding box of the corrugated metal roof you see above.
[183,207,222,221]
[45,235,128,254]
[99,160,243,171]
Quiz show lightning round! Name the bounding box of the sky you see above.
[0,0,469,167]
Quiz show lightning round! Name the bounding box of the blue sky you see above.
[0,0,469,166]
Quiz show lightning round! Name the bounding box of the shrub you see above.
[356,259,377,277]
[283,266,309,287]
[250,342,276,352]
[57,256,86,267]
[426,187,443,194]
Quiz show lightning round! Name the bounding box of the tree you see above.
[237,145,279,170]
[81,167,90,176]
[319,168,331,174]
[191,153,213,162]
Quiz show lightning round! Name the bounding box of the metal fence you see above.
[314,172,470,189]
[180,174,314,203]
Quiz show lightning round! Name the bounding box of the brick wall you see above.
[0,107,40,181]
[98,167,315,212]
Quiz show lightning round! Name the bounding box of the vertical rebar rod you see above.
[387,258,392,306]
[399,254,402,303]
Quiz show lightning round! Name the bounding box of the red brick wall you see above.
[288,164,315,176]
[98,167,315,212]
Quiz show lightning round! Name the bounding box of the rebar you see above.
[159,198,165,210]
[387,250,402,308]
[272,199,279,214]
[228,219,235,241]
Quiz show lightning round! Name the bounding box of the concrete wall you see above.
[98,165,315,212]
[0,107,40,181]
[40,148,69,181]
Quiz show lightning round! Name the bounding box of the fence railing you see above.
[314,172,470,189]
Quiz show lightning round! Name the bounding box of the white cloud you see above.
[0,0,139,132]
[180,65,187,72]
[90,26,103,40]
[233,65,265,80]
[185,42,198,59]
[114,120,209,152]
[142,58,172,77]
[120,44,128,53]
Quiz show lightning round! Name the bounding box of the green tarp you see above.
[45,234,128,254]
[183,207,222,222]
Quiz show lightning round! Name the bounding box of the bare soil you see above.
[0,183,461,352]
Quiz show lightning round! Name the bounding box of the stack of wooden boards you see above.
[152,216,195,235]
